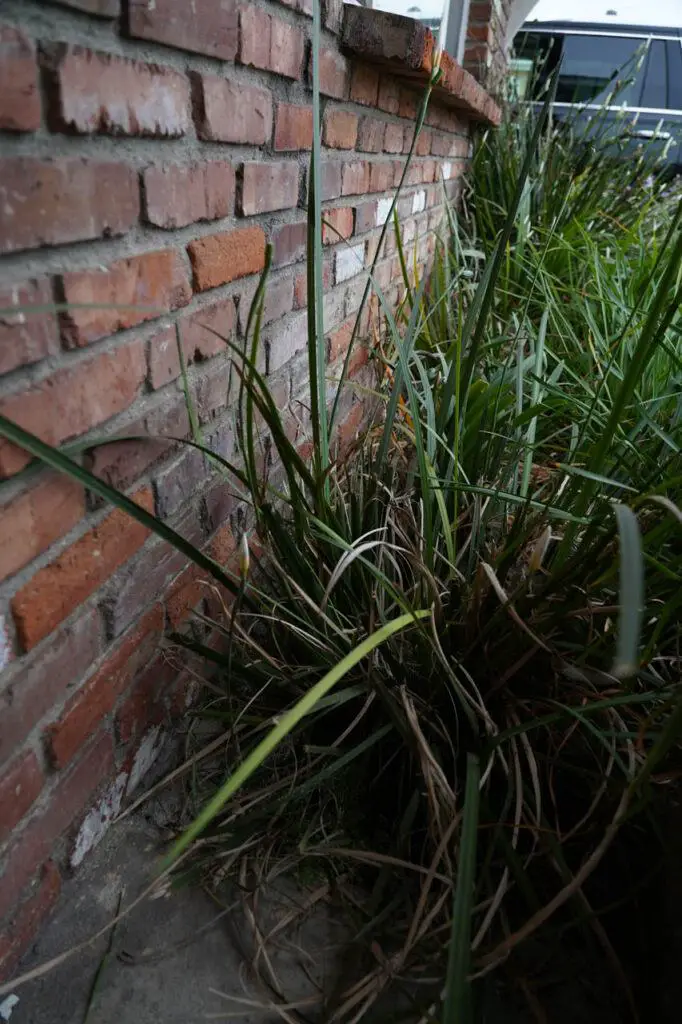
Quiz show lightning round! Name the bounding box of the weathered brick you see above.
[0,159,139,255]
[274,103,313,151]
[59,251,191,348]
[11,488,153,651]
[155,447,206,519]
[188,226,266,292]
[0,751,44,843]
[0,862,61,982]
[383,122,405,154]
[350,64,379,106]
[46,604,164,768]
[0,341,148,479]
[127,0,238,59]
[320,162,342,201]
[195,361,234,423]
[143,163,235,229]
[0,735,113,922]
[272,220,307,267]
[0,279,59,375]
[266,311,308,374]
[0,25,40,132]
[323,109,358,150]
[310,47,349,99]
[354,200,377,234]
[378,77,400,114]
[0,475,85,584]
[240,162,299,216]
[357,116,384,154]
[323,207,354,245]
[105,515,202,637]
[0,609,101,766]
[238,275,295,332]
[398,86,418,119]
[341,161,369,196]
[43,45,190,137]
[193,73,273,145]
[293,260,332,310]
[240,9,304,79]
[335,243,365,284]
[116,653,177,743]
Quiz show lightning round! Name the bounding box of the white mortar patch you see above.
[376,197,393,226]
[411,190,426,214]
[71,772,128,868]
[126,727,165,797]
[335,244,365,284]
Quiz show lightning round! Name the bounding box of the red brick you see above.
[0,862,61,983]
[240,9,304,79]
[59,251,191,349]
[270,17,305,79]
[239,275,295,330]
[0,475,85,584]
[328,319,354,362]
[127,0,238,59]
[274,104,313,151]
[399,87,418,119]
[240,162,299,216]
[378,122,401,153]
[272,220,307,267]
[46,604,164,768]
[0,158,139,255]
[166,565,205,629]
[182,299,235,360]
[322,207,354,245]
[310,47,349,99]
[0,341,147,479]
[0,751,44,843]
[378,77,400,114]
[44,45,190,137]
[293,261,332,310]
[341,161,370,196]
[149,299,234,388]
[11,488,154,651]
[0,609,101,767]
[143,162,235,229]
[193,73,272,145]
[188,226,266,292]
[369,162,395,194]
[416,127,432,157]
[350,64,379,106]
[0,735,113,922]
[384,122,405,153]
[323,109,358,150]
[0,278,59,375]
[357,116,384,154]
[0,25,40,132]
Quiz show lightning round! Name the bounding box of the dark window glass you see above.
[666,40,682,110]
[640,41,667,108]
[515,32,647,106]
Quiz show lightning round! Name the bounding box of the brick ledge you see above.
[341,6,501,127]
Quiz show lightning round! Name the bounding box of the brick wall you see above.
[0,0,495,977]
[465,0,512,96]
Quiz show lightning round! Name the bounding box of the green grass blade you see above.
[612,503,644,680]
